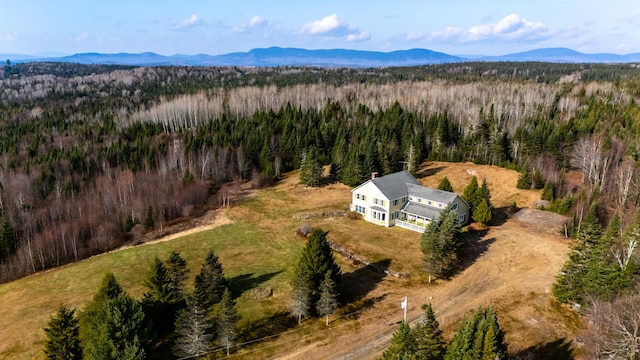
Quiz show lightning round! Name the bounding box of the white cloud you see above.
[0,31,18,42]
[299,14,370,42]
[233,16,269,33]
[409,14,550,44]
[75,33,89,42]
[172,14,203,31]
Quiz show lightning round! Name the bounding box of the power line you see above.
[177,306,400,359]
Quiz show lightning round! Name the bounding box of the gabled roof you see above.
[406,183,458,204]
[370,170,420,200]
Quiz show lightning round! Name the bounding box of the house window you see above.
[427,200,432,206]
[418,198,422,203]
[438,203,443,208]
[391,213,395,220]
[374,198,378,205]
[394,199,398,206]
[382,213,386,221]
[356,194,360,200]
[453,202,459,210]
[409,196,414,201]
[362,195,366,201]
[460,214,466,222]
[380,200,385,206]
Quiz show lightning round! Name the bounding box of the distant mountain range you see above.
[3,47,640,67]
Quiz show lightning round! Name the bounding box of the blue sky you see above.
[1,0,639,56]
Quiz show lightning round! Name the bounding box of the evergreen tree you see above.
[43,305,83,360]
[541,181,555,201]
[291,269,311,324]
[413,303,445,360]
[165,251,189,301]
[143,207,154,230]
[473,198,492,226]
[421,207,463,281]
[437,177,454,193]
[173,294,215,359]
[141,257,182,335]
[80,273,123,358]
[217,288,238,355]
[316,271,339,325]
[462,177,479,210]
[0,217,17,260]
[444,307,506,360]
[532,169,545,189]
[81,273,153,360]
[293,228,341,315]
[299,147,323,187]
[101,293,153,360]
[478,178,492,210]
[381,321,417,360]
[194,249,228,309]
[516,170,532,189]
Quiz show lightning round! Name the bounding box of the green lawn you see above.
[0,220,304,359]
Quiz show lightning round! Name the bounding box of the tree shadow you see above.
[228,270,284,299]
[513,338,575,360]
[416,166,446,178]
[339,259,391,304]
[490,204,518,226]
[451,227,495,277]
[237,311,298,344]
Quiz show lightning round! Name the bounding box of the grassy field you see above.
[0,162,577,359]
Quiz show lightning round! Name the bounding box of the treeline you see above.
[0,62,640,283]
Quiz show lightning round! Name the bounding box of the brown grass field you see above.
[0,161,581,359]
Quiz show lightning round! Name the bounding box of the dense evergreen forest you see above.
[0,61,640,289]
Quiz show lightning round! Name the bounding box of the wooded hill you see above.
[0,61,639,285]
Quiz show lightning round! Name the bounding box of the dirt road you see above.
[287,211,573,359]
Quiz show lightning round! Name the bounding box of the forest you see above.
[1,60,640,357]
[1,61,639,279]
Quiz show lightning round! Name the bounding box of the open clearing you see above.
[0,162,580,359]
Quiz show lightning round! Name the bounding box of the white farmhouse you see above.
[350,171,469,232]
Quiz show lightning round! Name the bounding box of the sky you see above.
[1,0,639,56]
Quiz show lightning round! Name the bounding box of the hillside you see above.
[5,47,640,67]
[0,162,579,359]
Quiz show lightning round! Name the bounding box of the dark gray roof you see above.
[406,183,458,204]
[370,205,386,212]
[370,171,420,200]
[401,202,443,220]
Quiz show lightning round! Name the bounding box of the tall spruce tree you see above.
[413,303,445,360]
[293,228,341,316]
[381,321,417,360]
[142,257,182,335]
[217,288,238,355]
[316,271,339,325]
[43,305,83,360]
[444,307,506,360]
[194,249,228,309]
[291,269,311,323]
[437,177,454,193]
[173,294,215,359]
[80,273,153,360]
[165,251,189,302]
[472,198,492,226]
[462,177,479,210]
[299,147,323,187]
[80,273,123,358]
[421,207,463,281]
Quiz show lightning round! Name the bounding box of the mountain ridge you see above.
[3,47,640,67]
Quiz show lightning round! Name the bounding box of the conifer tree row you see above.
[291,228,341,322]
